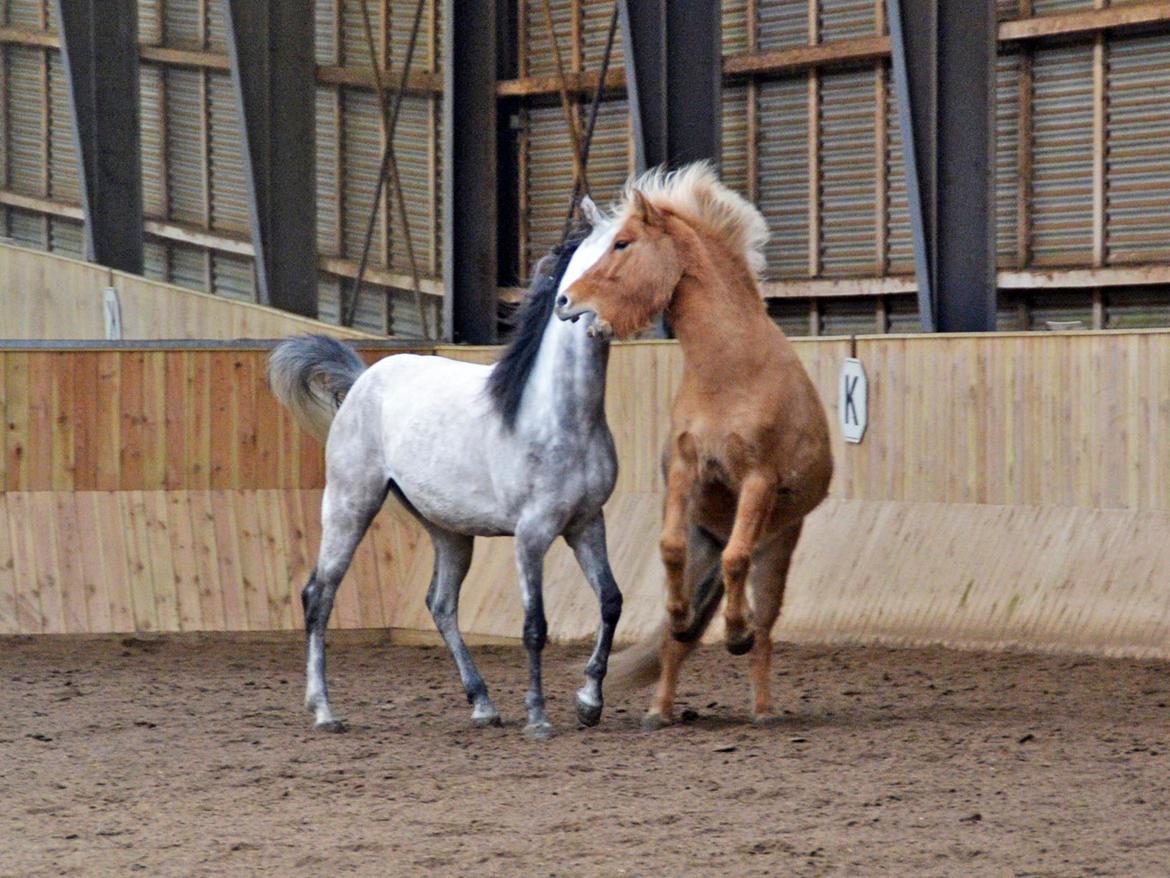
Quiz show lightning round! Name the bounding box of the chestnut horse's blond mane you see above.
[615,162,770,283]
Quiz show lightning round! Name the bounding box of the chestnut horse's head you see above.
[554,189,684,340]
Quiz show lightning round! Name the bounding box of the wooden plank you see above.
[140,352,167,490]
[209,352,235,489]
[232,354,258,489]
[52,493,88,633]
[26,493,65,633]
[73,492,113,634]
[26,352,53,490]
[234,490,273,631]
[4,351,29,491]
[723,35,891,78]
[71,352,100,490]
[187,490,226,632]
[998,2,1170,42]
[0,495,18,633]
[119,351,145,490]
[5,493,42,632]
[91,491,135,631]
[49,353,76,490]
[256,489,295,630]
[165,491,203,632]
[119,490,159,632]
[141,491,180,631]
[209,490,247,631]
[253,352,281,488]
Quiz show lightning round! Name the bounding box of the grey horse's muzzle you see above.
[555,296,613,339]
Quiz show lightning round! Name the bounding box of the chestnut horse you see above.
[555,162,833,728]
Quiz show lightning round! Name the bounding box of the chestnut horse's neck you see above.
[666,222,777,384]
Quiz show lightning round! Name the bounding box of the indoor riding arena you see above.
[3,1,1170,876]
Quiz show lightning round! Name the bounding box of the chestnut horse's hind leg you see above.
[747,521,802,723]
[721,473,777,656]
[660,437,699,637]
[644,524,723,730]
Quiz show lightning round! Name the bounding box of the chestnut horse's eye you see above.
[613,240,630,251]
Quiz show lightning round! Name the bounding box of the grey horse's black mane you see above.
[487,222,592,429]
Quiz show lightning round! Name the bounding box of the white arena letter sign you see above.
[839,357,867,444]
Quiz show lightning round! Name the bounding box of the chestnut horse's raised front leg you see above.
[659,435,699,638]
[721,472,777,656]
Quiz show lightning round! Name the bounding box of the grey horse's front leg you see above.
[565,514,623,727]
[425,528,500,728]
[514,520,559,740]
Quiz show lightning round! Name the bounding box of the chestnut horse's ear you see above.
[631,189,665,228]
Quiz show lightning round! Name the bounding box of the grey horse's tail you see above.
[267,335,367,444]
[605,561,726,692]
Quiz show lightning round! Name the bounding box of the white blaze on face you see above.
[558,221,617,299]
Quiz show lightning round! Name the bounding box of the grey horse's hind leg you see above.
[303,477,388,732]
[425,528,500,727]
[565,514,622,728]
[513,517,560,740]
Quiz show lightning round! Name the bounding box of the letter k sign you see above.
[839,358,867,443]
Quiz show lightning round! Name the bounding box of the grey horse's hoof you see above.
[314,718,349,734]
[725,629,756,656]
[472,708,503,728]
[523,720,555,741]
[641,711,671,732]
[576,696,603,728]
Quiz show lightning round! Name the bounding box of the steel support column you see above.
[496,0,522,294]
[620,0,721,172]
[443,0,498,343]
[53,0,144,273]
[887,0,997,332]
[224,0,317,317]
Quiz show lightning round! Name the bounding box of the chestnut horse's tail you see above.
[606,561,725,692]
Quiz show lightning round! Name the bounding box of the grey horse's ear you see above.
[578,195,604,226]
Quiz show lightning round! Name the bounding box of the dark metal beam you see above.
[619,0,667,171]
[887,0,996,332]
[52,0,144,274]
[223,0,317,317]
[443,0,498,344]
[665,0,722,168]
[496,0,522,293]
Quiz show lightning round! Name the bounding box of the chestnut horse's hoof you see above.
[725,628,755,656]
[641,711,672,732]
[668,607,697,641]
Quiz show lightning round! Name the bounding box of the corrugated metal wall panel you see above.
[317,273,342,325]
[1032,0,1093,14]
[820,0,876,42]
[887,295,924,333]
[340,88,384,259]
[767,299,812,337]
[1107,288,1170,329]
[885,65,913,274]
[138,0,163,45]
[996,0,1021,21]
[143,240,169,281]
[1027,292,1092,330]
[390,0,437,66]
[721,84,750,199]
[721,0,750,56]
[6,46,44,197]
[5,1,43,29]
[47,49,79,203]
[757,0,807,51]
[351,281,388,334]
[162,0,201,46]
[49,216,83,258]
[168,242,207,291]
[757,77,808,278]
[8,208,46,247]
[164,67,206,226]
[316,0,339,65]
[996,51,1020,268]
[524,0,573,78]
[140,66,166,218]
[207,71,248,233]
[387,287,437,337]
[821,298,878,335]
[1030,43,1093,266]
[210,251,255,303]
[388,95,433,272]
[205,1,226,52]
[316,88,340,255]
[819,67,876,276]
[340,0,368,66]
[1106,33,1170,265]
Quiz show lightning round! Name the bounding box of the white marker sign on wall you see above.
[839,357,867,444]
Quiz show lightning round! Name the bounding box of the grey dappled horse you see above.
[267,201,622,739]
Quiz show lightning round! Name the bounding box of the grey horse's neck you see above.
[524,308,610,433]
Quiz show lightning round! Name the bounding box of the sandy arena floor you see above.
[2,635,1169,877]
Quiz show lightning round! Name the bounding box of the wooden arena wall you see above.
[0,244,381,342]
[3,332,1170,660]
